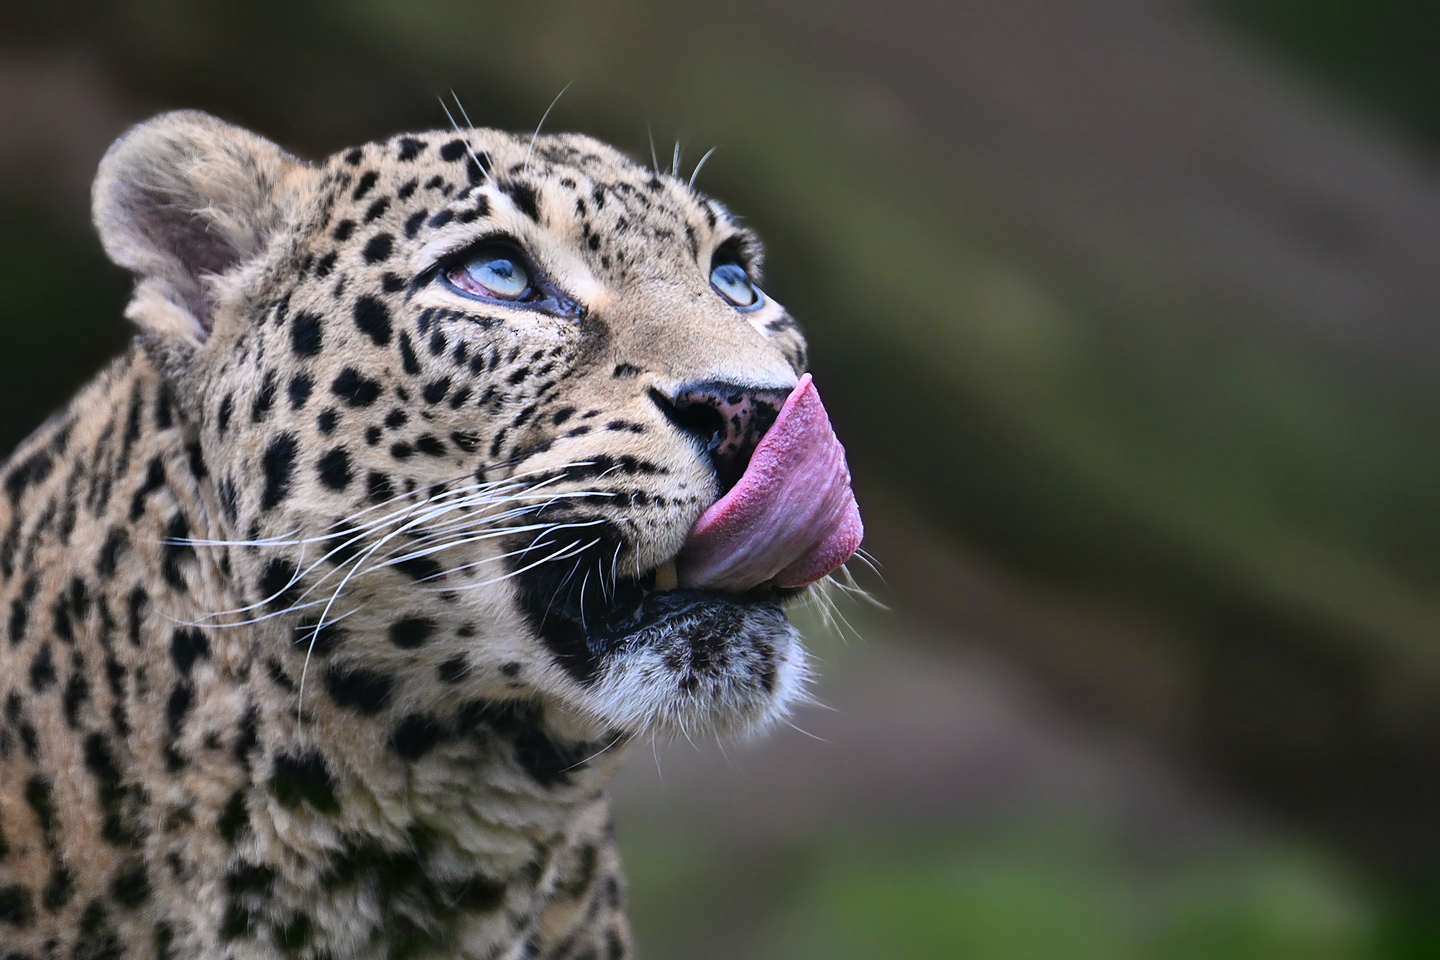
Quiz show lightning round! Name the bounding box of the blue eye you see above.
[711,262,761,308]
[447,250,532,301]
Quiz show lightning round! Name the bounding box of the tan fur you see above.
[0,113,812,958]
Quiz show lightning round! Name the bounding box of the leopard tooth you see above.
[654,559,678,592]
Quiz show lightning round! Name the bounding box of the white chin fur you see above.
[579,618,810,740]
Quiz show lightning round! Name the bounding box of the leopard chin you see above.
[514,546,812,739]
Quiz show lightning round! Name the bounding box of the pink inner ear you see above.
[677,374,863,593]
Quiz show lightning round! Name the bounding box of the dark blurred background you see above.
[2,1,1438,956]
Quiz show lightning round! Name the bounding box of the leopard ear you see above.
[92,110,314,344]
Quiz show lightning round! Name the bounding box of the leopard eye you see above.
[447,249,532,301]
[711,262,761,309]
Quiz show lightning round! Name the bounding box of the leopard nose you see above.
[649,381,793,494]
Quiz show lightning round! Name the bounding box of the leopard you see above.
[0,110,862,960]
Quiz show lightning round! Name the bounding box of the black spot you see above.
[218,393,234,433]
[390,714,447,761]
[187,441,209,481]
[220,902,255,941]
[266,659,296,691]
[365,425,383,445]
[288,373,314,409]
[0,884,33,927]
[389,442,413,459]
[382,272,405,293]
[126,588,148,647]
[317,408,339,433]
[251,370,277,422]
[352,170,379,200]
[170,628,209,677]
[416,435,446,457]
[332,368,381,406]
[154,921,176,960]
[62,672,89,727]
[128,457,165,521]
[316,448,352,491]
[160,512,196,593]
[294,618,345,657]
[23,775,55,845]
[319,827,504,921]
[274,913,314,950]
[344,148,363,165]
[218,789,249,843]
[612,363,642,378]
[259,558,300,611]
[457,700,589,786]
[270,752,341,814]
[398,332,421,375]
[41,863,73,911]
[166,682,192,736]
[397,137,426,161]
[437,656,469,684]
[314,251,337,277]
[392,556,443,582]
[331,219,356,241]
[404,209,428,239]
[422,378,450,404]
[384,408,408,429]
[4,448,53,505]
[439,139,468,162]
[226,708,255,774]
[7,598,26,644]
[428,208,454,229]
[260,434,299,510]
[366,472,394,503]
[324,665,393,715]
[353,296,392,346]
[110,862,150,909]
[388,617,435,649]
[362,233,393,264]
[28,645,55,691]
[155,382,175,429]
[224,863,275,895]
[500,181,541,221]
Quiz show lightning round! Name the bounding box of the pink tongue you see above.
[677,374,863,592]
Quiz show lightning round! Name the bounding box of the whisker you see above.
[524,81,574,176]
[449,89,495,186]
[688,146,717,189]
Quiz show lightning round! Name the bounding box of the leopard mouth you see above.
[512,539,794,687]
[514,373,861,691]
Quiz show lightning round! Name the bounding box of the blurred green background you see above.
[2,1,1438,956]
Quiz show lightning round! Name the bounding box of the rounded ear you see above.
[92,111,314,344]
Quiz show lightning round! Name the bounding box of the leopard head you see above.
[92,111,860,743]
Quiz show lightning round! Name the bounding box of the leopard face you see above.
[94,111,826,745]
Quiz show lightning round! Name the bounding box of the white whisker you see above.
[688,146,717,189]
[524,81,574,177]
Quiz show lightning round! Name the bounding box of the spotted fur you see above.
[0,112,814,959]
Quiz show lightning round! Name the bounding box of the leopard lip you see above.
[517,556,782,685]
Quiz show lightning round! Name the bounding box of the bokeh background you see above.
[2,1,1438,956]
